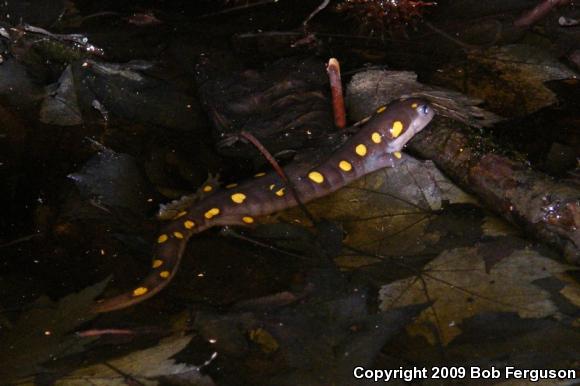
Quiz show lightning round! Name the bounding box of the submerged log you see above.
[409,117,580,264]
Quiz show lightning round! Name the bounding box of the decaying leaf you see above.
[279,155,475,267]
[39,64,82,126]
[346,70,503,128]
[194,283,423,386]
[433,44,577,117]
[55,334,214,386]
[67,145,150,218]
[379,247,577,345]
[0,279,109,383]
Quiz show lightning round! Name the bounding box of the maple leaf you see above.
[278,156,474,267]
[379,247,577,345]
[0,279,109,383]
[55,334,214,386]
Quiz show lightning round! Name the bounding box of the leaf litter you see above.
[0,279,108,383]
[275,154,579,351]
[379,247,578,346]
[3,131,578,384]
[54,334,214,386]
[0,278,214,385]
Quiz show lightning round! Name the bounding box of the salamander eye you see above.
[418,104,430,115]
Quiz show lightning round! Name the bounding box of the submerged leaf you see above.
[56,335,213,386]
[39,65,82,126]
[194,282,422,386]
[67,146,150,217]
[379,247,576,345]
[433,44,577,117]
[0,279,109,382]
[279,156,474,266]
[346,69,502,127]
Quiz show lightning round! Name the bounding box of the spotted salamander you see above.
[93,97,434,312]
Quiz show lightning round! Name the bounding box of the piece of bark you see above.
[408,117,580,264]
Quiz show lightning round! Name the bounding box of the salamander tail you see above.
[93,217,203,313]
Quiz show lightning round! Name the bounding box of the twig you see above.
[220,226,310,261]
[238,131,318,225]
[514,0,571,28]
[76,328,137,337]
[0,233,43,248]
[240,131,287,182]
[196,0,280,19]
[303,0,331,29]
[326,58,346,129]
[424,21,484,51]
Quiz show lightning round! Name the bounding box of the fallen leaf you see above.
[55,334,214,386]
[379,247,577,345]
[194,274,423,386]
[279,156,473,267]
[0,279,109,382]
[67,146,150,218]
[433,44,577,117]
[39,65,82,126]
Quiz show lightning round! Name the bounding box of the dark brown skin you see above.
[93,98,435,312]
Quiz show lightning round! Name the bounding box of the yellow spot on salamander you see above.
[391,121,404,138]
[308,171,324,184]
[275,188,285,197]
[160,271,170,279]
[204,208,220,219]
[411,103,418,108]
[339,160,352,172]
[173,231,184,239]
[371,132,382,144]
[184,220,195,229]
[225,183,238,189]
[269,184,276,190]
[254,172,266,178]
[242,216,254,224]
[376,106,386,113]
[173,211,187,219]
[157,234,168,244]
[203,185,213,193]
[152,259,163,268]
[355,144,367,156]
[231,193,247,204]
[133,287,148,297]
[393,151,402,159]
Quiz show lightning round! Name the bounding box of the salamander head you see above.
[383,97,434,153]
